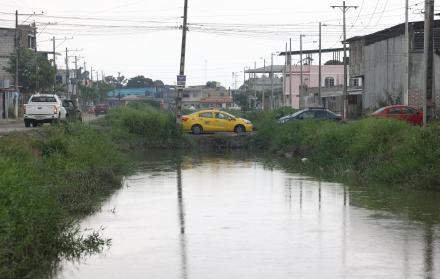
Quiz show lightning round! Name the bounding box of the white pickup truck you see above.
[24,94,67,127]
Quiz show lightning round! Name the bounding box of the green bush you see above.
[0,124,128,278]
[254,116,440,190]
[103,104,188,149]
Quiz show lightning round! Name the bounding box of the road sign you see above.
[177,75,186,88]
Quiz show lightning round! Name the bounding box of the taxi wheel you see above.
[234,125,245,134]
[191,124,203,135]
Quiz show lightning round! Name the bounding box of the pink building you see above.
[284,65,345,109]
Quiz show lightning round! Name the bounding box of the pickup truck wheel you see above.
[24,120,30,128]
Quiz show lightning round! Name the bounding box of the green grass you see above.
[101,103,190,150]
[253,113,440,190]
[0,124,129,278]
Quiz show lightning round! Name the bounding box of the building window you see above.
[348,95,358,105]
[27,35,35,49]
[413,29,440,51]
[351,78,360,87]
[325,77,335,87]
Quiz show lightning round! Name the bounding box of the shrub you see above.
[254,115,440,190]
[103,104,188,149]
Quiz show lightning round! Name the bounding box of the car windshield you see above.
[31,96,57,102]
[289,110,306,118]
[372,107,386,114]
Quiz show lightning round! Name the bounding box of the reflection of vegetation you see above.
[254,113,440,190]
[349,184,440,225]
[0,124,128,278]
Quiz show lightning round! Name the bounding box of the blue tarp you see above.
[107,87,157,98]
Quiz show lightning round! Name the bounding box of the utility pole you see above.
[262,58,266,111]
[243,67,246,91]
[176,0,189,126]
[15,10,19,93]
[319,22,322,106]
[289,38,292,107]
[65,48,69,98]
[33,21,38,93]
[52,36,56,92]
[423,0,434,127]
[300,34,306,107]
[332,1,358,120]
[270,53,274,110]
[283,42,287,107]
[74,56,78,97]
[404,0,410,105]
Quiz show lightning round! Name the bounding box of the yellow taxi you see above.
[182,109,253,134]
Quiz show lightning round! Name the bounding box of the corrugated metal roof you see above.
[347,20,440,46]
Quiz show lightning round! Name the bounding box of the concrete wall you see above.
[350,33,440,111]
[0,28,15,85]
[408,53,440,107]
[358,35,406,110]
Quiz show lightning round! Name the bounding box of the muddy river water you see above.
[58,155,440,279]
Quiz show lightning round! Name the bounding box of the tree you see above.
[153,80,165,88]
[4,48,56,93]
[126,75,154,88]
[206,81,220,88]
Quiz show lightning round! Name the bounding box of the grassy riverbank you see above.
[2,104,439,277]
[0,124,128,278]
[101,103,189,150]
[253,110,440,190]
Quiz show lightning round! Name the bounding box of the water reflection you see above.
[176,160,188,279]
[57,155,440,279]
[424,224,435,279]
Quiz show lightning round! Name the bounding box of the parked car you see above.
[278,108,342,124]
[86,105,95,114]
[94,103,109,116]
[182,109,253,134]
[371,105,423,125]
[62,99,82,122]
[24,94,67,127]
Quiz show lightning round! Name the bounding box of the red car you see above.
[94,103,109,116]
[371,105,423,125]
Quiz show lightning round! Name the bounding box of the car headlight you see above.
[243,119,252,124]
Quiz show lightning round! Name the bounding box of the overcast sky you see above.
[0,0,431,87]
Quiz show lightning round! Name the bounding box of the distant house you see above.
[283,64,345,111]
[348,20,440,111]
[0,24,37,89]
[182,85,232,109]
[0,24,36,118]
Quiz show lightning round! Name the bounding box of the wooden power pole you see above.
[331,1,357,120]
[176,0,189,126]
[15,10,19,91]
[423,0,435,127]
